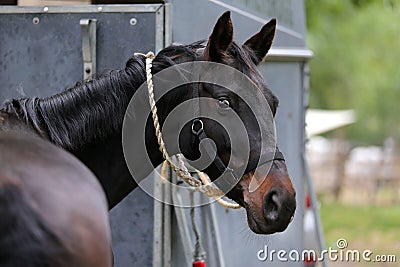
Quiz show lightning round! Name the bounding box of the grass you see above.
[319,200,400,260]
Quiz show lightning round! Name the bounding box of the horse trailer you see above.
[0,1,322,266]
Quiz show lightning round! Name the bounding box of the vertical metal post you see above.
[153,168,164,267]
[203,200,226,267]
[302,154,328,267]
[302,61,327,267]
[162,168,172,267]
[164,3,173,47]
[172,191,195,265]
[80,19,97,79]
[155,5,165,54]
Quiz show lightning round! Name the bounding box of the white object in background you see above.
[306,109,356,137]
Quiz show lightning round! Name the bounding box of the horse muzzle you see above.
[241,161,296,235]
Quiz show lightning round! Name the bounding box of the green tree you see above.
[306,0,400,144]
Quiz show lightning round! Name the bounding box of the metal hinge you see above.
[80,19,97,79]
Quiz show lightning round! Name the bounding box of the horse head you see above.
[147,12,296,234]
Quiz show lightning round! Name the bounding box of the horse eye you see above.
[218,99,231,109]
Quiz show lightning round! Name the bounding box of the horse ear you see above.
[204,11,233,62]
[243,18,276,65]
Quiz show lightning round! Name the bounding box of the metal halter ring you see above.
[191,119,204,135]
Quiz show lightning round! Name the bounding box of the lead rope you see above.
[190,191,206,267]
[178,154,206,266]
[134,51,241,209]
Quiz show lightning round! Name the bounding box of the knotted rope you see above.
[135,51,241,209]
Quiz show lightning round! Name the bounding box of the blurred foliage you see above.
[320,200,400,256]
[306,0,400,145]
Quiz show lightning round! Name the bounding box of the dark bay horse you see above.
[0,11,295,235]
[0,131,112,266]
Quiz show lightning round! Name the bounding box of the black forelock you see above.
[152,40,205,71]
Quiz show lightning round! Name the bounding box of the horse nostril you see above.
[263,189,281,222]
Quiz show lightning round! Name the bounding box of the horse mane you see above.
[0,183,66,267]
[1,56,146,150]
